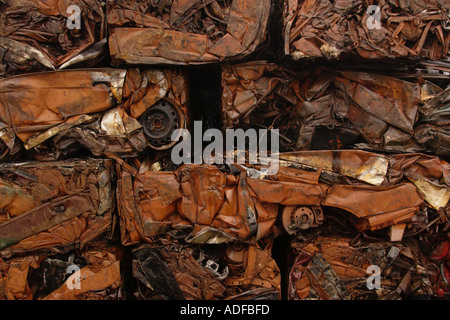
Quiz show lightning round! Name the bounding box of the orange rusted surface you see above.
[324,183,423,231]
[42,247,123,300]
[0,69,124,143]
[388,153,450,210]
[117,164,280,244]
[107,0,271,65]
[0,1,449,302]
[283,0,450,60]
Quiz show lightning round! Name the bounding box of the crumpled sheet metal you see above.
[0,245,123,300]
[0,69,126,143]
[221,61,450,156]
[0,159,115,256]
[0,67,189,160]
[288,235,447,300]
[250,163,427,233]
[117,151,444,244]
[107,0,271,65]
[132,242,281,300]
[283,0,450,61]
[0,0,107,77]
[221,62,423,153]
[117,163,281,245]
[324,184,424,231]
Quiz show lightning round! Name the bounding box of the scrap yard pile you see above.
[0,0,449,301]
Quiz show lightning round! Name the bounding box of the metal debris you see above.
[0,0,449,302]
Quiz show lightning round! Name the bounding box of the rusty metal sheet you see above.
[0,67,189,160]
[0,69,126,143]
[0,194,95,250]
[0,159,115,256]
[251,159,426,232]
[132,241,281,300]
[263,149,449,235]
[283,0,450,61]
[107,0,272,65]
[0,245,123,300]
[0,0,107,77]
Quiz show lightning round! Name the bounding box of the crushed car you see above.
[107,0,273,65]
[0,67,189,161]
[0,158,115,256]
[116,149,450,243]
[0,158,125,300]
[221,61,450,157]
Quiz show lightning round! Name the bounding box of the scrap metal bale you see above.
[0,67,189,161]
[283,0,450,61]
[288,235,445,300]
[116,162,282,245]
[0,244,124,300]
[221,61,450,156]
[131,241,281,300]
[107,0,272,65]
[0,0,107,77]
[0,159,115,257]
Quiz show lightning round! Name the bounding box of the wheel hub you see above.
[140,99,185,150]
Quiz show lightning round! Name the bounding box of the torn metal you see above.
[107,0,272,65]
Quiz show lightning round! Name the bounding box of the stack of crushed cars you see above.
[0,0,449,301]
